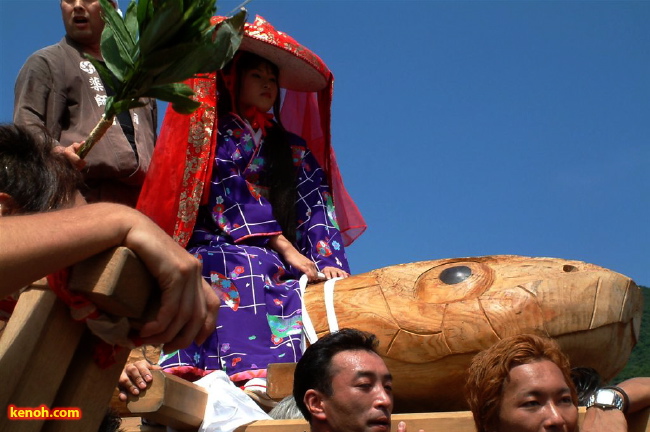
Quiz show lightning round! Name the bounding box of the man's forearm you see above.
[0,203,134,295]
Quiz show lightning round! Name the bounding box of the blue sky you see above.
[1,0,648,287]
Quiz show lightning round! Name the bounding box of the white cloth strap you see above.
[300,274,318,350]
[324,277,342,333]
[299,273,342,352]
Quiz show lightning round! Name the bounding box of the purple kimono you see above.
[159,113,349,382]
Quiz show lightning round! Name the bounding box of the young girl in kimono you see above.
[131,16,366,396]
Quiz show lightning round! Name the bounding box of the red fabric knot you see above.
[244,107,274,136]
[46,269,121,369]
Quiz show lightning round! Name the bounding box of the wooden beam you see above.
[116,368,650,432]
[43,330,131,432]
[125,370,208,431]
[0,246,157,432]
[0,287,85,432]
[68,246,157,320]
[266,362,296,399]
[232,407,650,432]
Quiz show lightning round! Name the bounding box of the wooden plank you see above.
[118,417,166,432]
[119,363,650,432]
[266,362,296,399]
[43,330,131,432]
[0,247,157,432]
[0,287,85,432]
[233,407,650,432]
[126,370,208,430]
[68,246,157,319]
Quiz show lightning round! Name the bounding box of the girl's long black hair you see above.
[217,51,298,244]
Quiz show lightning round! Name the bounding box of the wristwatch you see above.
[586,388,625,411]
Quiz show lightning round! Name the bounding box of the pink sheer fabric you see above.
[281,88,366,245]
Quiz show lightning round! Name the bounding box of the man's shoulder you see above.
[25,38,71,64]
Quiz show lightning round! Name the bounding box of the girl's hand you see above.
[268,234,318,280]
[322,266,349,280]
[284,247,319,280]
[53,142,87,170]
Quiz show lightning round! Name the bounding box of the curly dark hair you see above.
[0,124,82,213]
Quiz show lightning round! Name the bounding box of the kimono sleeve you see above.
[294,145,351,273]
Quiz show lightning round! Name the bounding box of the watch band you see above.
[587,388,625,411]
[602,386,630,414]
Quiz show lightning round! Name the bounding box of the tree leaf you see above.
[104,95,116,117]
[124,0,139,45]
[205,10,246,72]
[100,27,127,83]
[139,42,196,73]
[138,0,184,55]
[111,98,146,114]
[99,0,135,57]
[84,54,118,91]
[145,83,200,114]
[137,0,153,29]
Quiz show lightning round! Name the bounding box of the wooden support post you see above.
[0,286,85,432]
[68,246,158,322]
[125,370,208,431]
[266,362,296,400]
[43,330,131,432]
[0,246,156,432]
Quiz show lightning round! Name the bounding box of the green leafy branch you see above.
[77,0,246,159]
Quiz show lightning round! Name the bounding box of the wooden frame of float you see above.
[113,365,650,432]
[2,247,646,432]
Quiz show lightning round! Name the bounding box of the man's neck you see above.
[82,43,103,60]
[66,35,103,60]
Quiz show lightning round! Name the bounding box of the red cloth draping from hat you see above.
[280,87,366,245]
[137,75,218,247]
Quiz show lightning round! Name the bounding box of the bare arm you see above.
[1,203,137,292]
[619,377,650,414]
[581,407,627,432]
[581,378,650,432]
[268,234,318,280]
[0,203,220,351]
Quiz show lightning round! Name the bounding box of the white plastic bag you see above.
[194,371,271,432]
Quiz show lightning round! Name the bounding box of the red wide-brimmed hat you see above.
[213,15,330,92]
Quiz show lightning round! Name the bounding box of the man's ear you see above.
[0,193,18,217]
[304,389,327,421]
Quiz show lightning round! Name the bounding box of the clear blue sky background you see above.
[1,0,648,287]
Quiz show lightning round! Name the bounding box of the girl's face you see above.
[238,62,279,115]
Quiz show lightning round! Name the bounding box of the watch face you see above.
[596,389,616,405]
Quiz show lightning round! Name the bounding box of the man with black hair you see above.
[293,328,421,432]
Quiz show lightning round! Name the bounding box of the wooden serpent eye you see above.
[439,265,472,285]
